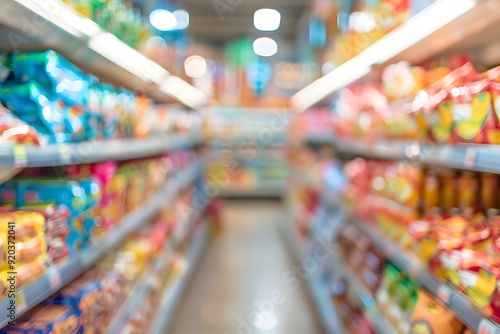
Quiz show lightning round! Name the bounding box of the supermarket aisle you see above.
[168,200,325,334]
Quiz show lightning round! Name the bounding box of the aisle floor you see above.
[168,200,325,334]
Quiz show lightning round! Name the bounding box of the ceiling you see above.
[173,0,311,46]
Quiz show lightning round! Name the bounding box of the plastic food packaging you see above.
[0,104,45,146]
[0,304,80,333]
[410,289,465,334]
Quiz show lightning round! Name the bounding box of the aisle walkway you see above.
[168,199,325,334]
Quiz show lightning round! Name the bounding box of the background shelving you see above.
[0,0,207,109]
[0,160,203,327]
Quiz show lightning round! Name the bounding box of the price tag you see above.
[464,149,476,169]
[478,318,497,334]
[57,144,71,164]
[13,145,27,167]
[16,291,27,314]
[437,284,452,304]
[47,267,62,290]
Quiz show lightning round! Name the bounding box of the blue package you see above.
[12,51,89,106]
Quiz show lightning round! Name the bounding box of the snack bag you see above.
[410,289,465,334]
[451,73,498,144]
[486,66,500,143]
[0,104,45,146]
[47,274,102,333]
[0,304,80,333]
[12,51,89,106]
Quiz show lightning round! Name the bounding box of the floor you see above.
[168,199,325,334]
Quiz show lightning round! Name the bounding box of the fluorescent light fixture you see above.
[291,58,371,112]
[253,37,278,57]
[358,0,477,65]
[16,0,100,37]
[254,8,281,31]
[159,76,207,110]
[149,9,177,31]
[173,9,190,30]
[291,0,478,112]
[89,32,168,83]
[184,55,207,78]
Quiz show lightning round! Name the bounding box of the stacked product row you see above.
[328,57,500,145]
[0,181,209,333]
[344,157,500,324]
[0,151,198,298]
[329,222,472,334]
[0,51,199,146]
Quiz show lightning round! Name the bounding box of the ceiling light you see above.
[254,9,281,31]
[149,9,177,31]
[173,9,190,30]
[253,37,278,57]
[184,55,207,78]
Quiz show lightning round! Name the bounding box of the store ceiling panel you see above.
[177,0,311,45]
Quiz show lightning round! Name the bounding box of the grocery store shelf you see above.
[279,216,345,334]
[149,223,211,334]
[291,0,500,111]
[0,0,207,109]
[331,253,397,334]
[0,132,203,167]
[0,160,203,328]
[221,185,284,198]
[350,218,495,332]
[300,133,500,174]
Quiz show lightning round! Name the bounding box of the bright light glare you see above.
[253,37,278,57]
[349,11,376,33]
[173,9,190,30]
[149,9,177,31]
[254,9,281,31]
[184,55,207,78]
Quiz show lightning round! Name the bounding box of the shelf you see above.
[0,0,207,109]
[291,0,500,111]
[108,199,210,334]
[350,218,498,333]
[0,132,203,168]
[300,133,500,174]
[331,253,398,334]
[0,160,203,328]
[279,212,345,334]
[221,185,284,198]
[148,222,211,334]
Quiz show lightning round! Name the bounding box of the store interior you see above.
[2,0,500,333]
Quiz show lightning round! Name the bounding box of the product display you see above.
[2,0,500,332]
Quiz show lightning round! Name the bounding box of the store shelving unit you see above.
[291,0,500,111]
[108,199,210,334]
[280,206,346,334]
[0,0,207,109]
[331,253,398,334]
[0,160,203,327]
[301,133,500,174]
[0,132,203,167]
[349,218,500,333]
[148,222,211,334]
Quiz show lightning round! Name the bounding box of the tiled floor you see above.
[168,199,325,334]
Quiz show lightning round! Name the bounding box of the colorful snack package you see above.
[12,51,89,106]
[47,274,102,333]
[0,104,45,146]
[0,304,80,334]
[410,289,465,334]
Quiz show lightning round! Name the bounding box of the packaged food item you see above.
[481,173,499,211]
[12,51,89,106]
[440,171,457,214]
[0,304,80,333]
[457,172,479,212]
[47,274,102,333]
[410,289,465,334]
[0,104,45,146]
